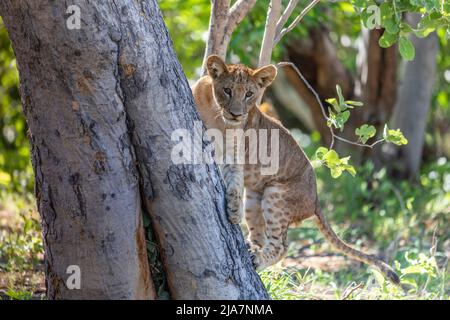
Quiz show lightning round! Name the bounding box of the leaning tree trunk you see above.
[0,1,154,300]
[0,0,268,300]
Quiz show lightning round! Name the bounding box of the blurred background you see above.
[0,1,449,299]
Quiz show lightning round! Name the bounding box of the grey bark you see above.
[384,30,438,177]
[0,1,154,299]
[1,0,268,299]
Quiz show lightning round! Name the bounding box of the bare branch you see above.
[228,0,257,31]
[202,0,257,75]
[275,0,299,40]
[259,0,282,67]
[277,62,384,150]
[277,62,332,142]
[274,0,321,45]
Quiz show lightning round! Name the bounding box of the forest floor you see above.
[0,159,449,300]
[0,207,45,300]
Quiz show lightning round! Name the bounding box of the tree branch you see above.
[275,0,299,40]
[274,0,321,45]
[228,0,257,31]
[277,62,382,150]
[202,0,257,75]
[259,0,282,67]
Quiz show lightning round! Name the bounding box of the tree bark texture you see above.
[0,1,154,299]
[1,0,268,300]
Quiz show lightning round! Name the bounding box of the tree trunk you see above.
[383,31,438,178]
[1,0,268,300]
[0,1,154,300]
[358,29,398,141]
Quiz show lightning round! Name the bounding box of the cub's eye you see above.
[223,88,232,96]
[245,91,254,98]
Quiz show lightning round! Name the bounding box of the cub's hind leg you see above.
[250,187,290,270]
[244,189,266,249]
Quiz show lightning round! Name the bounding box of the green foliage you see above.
[0,196,42,273]
[399,36,416,60]
[158,0,210,78]
[260,247,448,299]
[354,0,450,60]
[2,287,33,300]
[316,85,407,178]
[260,153,449,300]
[0,19,33,193]
[0,191,44,298]
[0,0,448,300]
[314,147,356,178]
[326,85,364,131]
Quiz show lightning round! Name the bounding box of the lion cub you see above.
[192,55,400,284]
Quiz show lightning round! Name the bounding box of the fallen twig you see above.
[342,282,364,300]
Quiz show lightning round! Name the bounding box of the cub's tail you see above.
[314,206,400,285]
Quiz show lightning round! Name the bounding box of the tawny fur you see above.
[192,55,400,284]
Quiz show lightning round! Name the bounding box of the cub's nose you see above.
[229,111,243,117]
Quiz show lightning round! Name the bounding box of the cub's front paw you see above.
[226,187,243,224]
[245,238,259,251]
[249,247,266,271]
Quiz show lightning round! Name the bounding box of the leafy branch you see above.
[277,62,408,178]
[355,0,450,61]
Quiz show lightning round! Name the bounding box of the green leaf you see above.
[326,98,341,113]
[344,164,357,176]
[379,31,398,48]
[143,212,151,228]
[383,125,408,145]
[330,166,343,178]
[315,148,357,179]
[336,85,345,107]
[345,100,364,107]
[355,124,376,144]
[323,149,340,165]
[399,36,416,60]
[315,147,329,160]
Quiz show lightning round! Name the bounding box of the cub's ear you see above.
[206,55,228,79]
[253,65,277,88]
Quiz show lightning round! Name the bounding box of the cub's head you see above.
[206,55,277,126]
